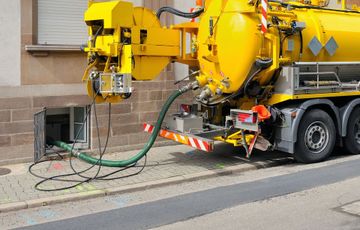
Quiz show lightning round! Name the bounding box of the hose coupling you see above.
[179,81,200,93]
[196,87,212,103]
[73,150,81,157]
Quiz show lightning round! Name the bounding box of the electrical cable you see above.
[156,7,204,19]
[92,25,103,48]
[66,101,109,181]
[30,88,133,190]
[243,68,263,97]
[299,30,303,60]
[67,102,146,181]
[30,83,194,191]
[30,31,191,190]
[280,33,293,57]
[174,70,200,85]
[29,157,149,190]
[29,100,149,191]
[29,156,163,183]
[59,89,108,186]
[30,46,192,191]
[29,98,101,191]
[50,86,190,168]
[29,90,105,191]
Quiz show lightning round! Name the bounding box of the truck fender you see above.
[292,99,341,143]
[340,98,360,137]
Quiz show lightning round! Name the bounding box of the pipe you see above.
[156,7,204,19]
[51,83,196,168]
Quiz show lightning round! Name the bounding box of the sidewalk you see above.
[0,144,292,213]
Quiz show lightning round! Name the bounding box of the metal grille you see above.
[34,109,46,162]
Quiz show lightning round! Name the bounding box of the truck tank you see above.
[196,0,360,103]
[75,0,360,164]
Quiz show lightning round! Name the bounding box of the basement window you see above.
[47,106,89,149]
[70,107,88,143]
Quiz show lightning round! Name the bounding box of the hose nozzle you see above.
[179,81,200,93]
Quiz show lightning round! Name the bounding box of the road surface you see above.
[9,154,360,230]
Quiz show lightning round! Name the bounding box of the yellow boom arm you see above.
[83,1,198,103]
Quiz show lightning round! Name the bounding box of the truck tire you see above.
[344,107,360,154]
[294,109,336,163]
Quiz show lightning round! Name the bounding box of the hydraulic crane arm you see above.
[83,1,200,104]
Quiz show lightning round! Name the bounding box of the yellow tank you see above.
[196,0,360,101]
[83,0,360,104]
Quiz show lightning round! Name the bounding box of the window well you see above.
[34,106,90,162]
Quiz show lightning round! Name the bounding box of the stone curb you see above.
[0,158,292,213]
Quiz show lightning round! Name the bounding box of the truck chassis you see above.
[145,62,360,163]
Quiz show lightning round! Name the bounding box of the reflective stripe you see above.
[198,140,207,151]
[193,138,201,150]
[261,0,268,34]
[173,134,179,142]
[144,124,150,132]
[203,141,210,151]
[143,123,213,152]
[188,137,197,148]
[180,135,186,141]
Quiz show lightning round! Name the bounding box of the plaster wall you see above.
[0,0,21,86]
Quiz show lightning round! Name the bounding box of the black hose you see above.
[242,58,273,97]
[203,58,272,106]
[92,25,103,48]
[157,7,204,19]
[255,58,273,69]
[279,34,293,57]
[268,0,360,14]
[299,30,303,60]
[243,68,263,97]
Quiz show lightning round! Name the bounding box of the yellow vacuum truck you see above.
[74,0,360,164]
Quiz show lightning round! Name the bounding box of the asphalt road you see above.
[18,157,360,230]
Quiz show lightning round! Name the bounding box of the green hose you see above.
[51,89,186,168]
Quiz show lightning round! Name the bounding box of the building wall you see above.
[1,0,356,165]
[0,0,191,166]
[346,0,360,8]
[0,0,21,86]
[20,0,87,86]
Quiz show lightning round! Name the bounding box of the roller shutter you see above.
[37,0,88,45]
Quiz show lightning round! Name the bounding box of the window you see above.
[36,0,144,46]
[37,0,88,45]
[36,106,90,151]
[70,107,88,143]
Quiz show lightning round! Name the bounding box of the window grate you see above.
[34,109,46,162]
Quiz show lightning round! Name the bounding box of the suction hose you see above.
[50,82,197,168]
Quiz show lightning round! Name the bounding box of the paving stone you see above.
[0,144,291,212]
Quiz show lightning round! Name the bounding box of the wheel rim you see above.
[355,117,360,145]
[304,121,329,154]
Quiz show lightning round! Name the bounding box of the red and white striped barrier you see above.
[190,8,195,22]
[188,136,211,152]
[261,0,268,34]
[143,123,154,133]
[143,123,213,152]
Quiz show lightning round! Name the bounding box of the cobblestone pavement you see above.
[0,143,292,209]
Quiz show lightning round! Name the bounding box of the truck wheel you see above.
[344,107,360,154]
[294,109,336,163]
